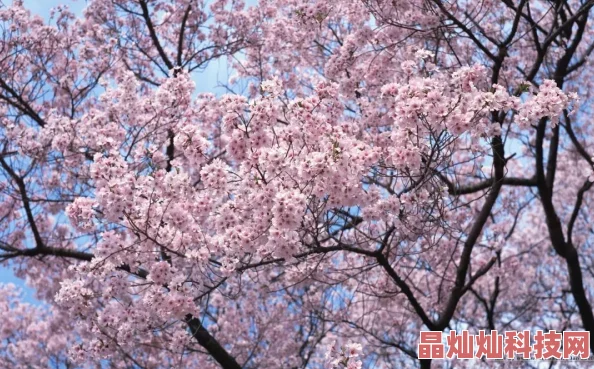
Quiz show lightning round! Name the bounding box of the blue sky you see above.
[24,0,86,14]
[0,0,231,302]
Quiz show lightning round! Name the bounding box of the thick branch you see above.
[177,4,192,67]
[438,174,536,195]
[0,157,45,250]
[0,77,46,127]
[375,254,436,330]
[138,0,174,71]
[185,316,242,369]
[435,135,505,330]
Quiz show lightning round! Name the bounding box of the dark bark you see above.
[185,315,243,369]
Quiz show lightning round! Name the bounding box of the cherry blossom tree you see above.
[1,0,594,368]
